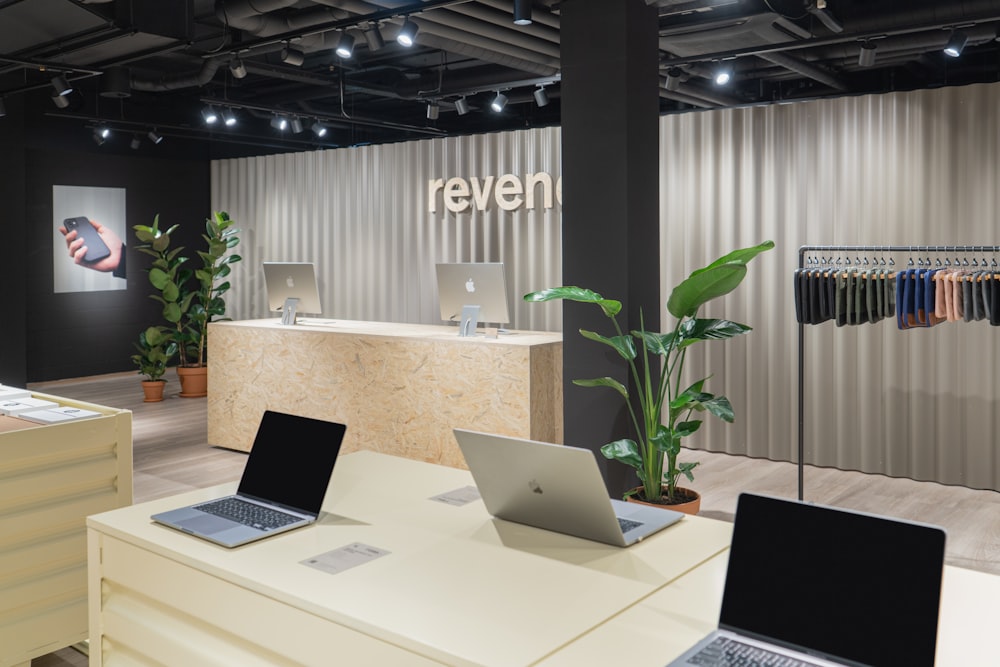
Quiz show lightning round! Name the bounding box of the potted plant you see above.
[130,325,178,402]
[133,212,241,398]
[524,240,774,513]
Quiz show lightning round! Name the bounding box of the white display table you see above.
[0,392,131,667]
[87,451,731,667]
[207,319,563,468]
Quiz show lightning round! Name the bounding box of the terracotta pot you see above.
[177,365,208,398]
[625,486,701,515]
[141,380,166,403]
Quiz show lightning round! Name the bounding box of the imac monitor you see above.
[262,262,323,324]
[436,262,511,327]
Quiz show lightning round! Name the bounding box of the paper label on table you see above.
[301,543,391,575]
[429,485,481,506]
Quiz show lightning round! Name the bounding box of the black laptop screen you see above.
[719,493,946,667]
[237,411,346,514]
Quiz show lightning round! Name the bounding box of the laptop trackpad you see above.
[177,515,231,534]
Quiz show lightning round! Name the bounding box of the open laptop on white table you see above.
[453,429,684,547]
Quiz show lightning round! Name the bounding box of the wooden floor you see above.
[25,370,1000,664]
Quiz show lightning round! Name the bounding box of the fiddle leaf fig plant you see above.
[130,325,178,383]
[524,240,774,505]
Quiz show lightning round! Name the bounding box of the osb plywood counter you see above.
[0,392,132,667]
[207,319,562,467]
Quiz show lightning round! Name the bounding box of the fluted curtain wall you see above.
[211,126,563,332]
[662,82,1000,491]
[213,82,1000,490]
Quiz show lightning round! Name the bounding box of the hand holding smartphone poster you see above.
[52,185,127,293]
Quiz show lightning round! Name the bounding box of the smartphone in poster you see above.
[52,185,127,293]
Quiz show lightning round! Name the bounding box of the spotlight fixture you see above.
[396,18,419,47]
[490,91,508,112]
[0,97,6,118]
[513,0,532,25]
[230,59,247,79]
[147,129,163,144]
[51,75,73,96]
[222,108,237,126]
[335,32,355,58]
[664,67,683,92]
[454,97,470,115]
[280,45,306,66]
[943,30,968,57]
[93,126,110,146]
[427,102,440,120]
[51,93,70,109]
[858,41,877,67]
[363,23,385,51]
[311,121,328,138]
[92,131,105,146]
[533,85,549,107]
[270,114,289,131]
[290,117,304,134]
[201,105,219,124]
[713,64,733,86]
[130,135,141,150]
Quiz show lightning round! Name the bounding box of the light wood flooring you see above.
[25,370,1000,665]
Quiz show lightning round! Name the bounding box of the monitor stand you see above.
[459,305,480,337]
[280,297,301,325]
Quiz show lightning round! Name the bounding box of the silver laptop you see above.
[152,411,346,548]
[453,429,684,547]
[667,493,946,667]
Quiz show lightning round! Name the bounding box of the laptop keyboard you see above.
[682,637,822,667]
[195,497,302,531]
[617,517,644,533]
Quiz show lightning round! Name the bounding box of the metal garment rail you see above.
[796,244,1000,500]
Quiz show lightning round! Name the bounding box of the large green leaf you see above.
[580,328,636,360]
[701,395,735,422]
[668,262,747,319]
[633,329,676,356]
[573,377,628,400]
[523,286,621,318]
[600,439,643,470]
[674,318,752,348]
[667,240,775,318]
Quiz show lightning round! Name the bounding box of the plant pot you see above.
[625,486,701,515]
[141,380,166,403]
[177,365,208,398]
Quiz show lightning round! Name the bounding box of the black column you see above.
[560,0,660,496]
[0,96,28,386]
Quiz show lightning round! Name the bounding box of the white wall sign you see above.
[428,172,562,213]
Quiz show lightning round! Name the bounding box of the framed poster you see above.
[52,185,127,293]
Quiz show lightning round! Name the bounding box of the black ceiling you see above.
[4,0,1000,157]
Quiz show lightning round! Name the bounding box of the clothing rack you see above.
[796,244,1000,500]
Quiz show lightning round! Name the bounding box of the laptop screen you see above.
[237,411,347,515]
[720,493,945,667]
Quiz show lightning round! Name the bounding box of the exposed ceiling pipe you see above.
[130,58,223,92]
[443,2,560,45]
[476,0,560,30]
[758,51,849,91]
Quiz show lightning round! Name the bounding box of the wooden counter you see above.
[0,392,131,667]
[207,319,562,467]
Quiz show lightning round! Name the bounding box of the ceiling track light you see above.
[335,32,355,58]
[713,63,734,86]
[280,45,306,66]
[230,59,247,79]
[51,93,70,109]
[858,41,877,67]
[202,105,219,124]
[943,30,968,57]
[51,75,73,96]
[271,114,288,131]
[454,97,470,115]
[363,23,385,51]
[533,85,549,107]
[290,117,304,133]
[490,91,508,113]
[664,67,683,92]
[147,129,163,144]
[426,102,440,120]
[222,108,237,126]
[397,18,419,47]
[92,126,110,145]
[130,135,141,150]
[513,0,532,25]
[311,121,328,137]
[92,130,105,146]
